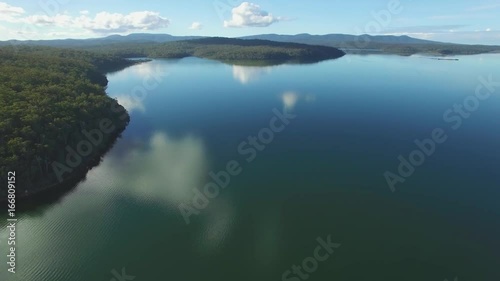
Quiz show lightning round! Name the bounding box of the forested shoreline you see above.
[0,46,136,200]
[82,38,346,64]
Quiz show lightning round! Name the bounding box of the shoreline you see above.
[0,58,136,204]
[0,121,128,205]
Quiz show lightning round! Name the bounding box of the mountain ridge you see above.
[1,33,499,56]
[1,32,446,46]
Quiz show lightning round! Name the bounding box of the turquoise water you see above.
[1,54,500,281]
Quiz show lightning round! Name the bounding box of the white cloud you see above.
[0,2,25,23]
[79,10,89,15]
[224,2,281,28]
[0,8,170,34]
[46,30,92,38]
[189,21,203,30]
[0,2,25,16]
[24,14,73,26]
[486,28,491,32]
[75,11,170,33]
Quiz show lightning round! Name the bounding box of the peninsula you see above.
[85,37,346,65]
[0,46,136,200]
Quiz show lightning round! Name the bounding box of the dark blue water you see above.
[2,54,499,281]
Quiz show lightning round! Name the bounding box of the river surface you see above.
[1,54,500,281]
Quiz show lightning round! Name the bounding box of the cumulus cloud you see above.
[224,2,281,28]
[24,14,73,26]
[75,11,170,33]
[0,2,24,16]
[189,21,203,30]
[0,2,25,23]
[0,6,170,34]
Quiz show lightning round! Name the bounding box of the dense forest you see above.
[83,38,346,64]
[346,42,500,56]
[0,46,136,200]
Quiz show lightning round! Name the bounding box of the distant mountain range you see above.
[239,34,500,55]
[0,33,440,47]
[0,33,203,47]
[240,33,442,46]
[1,33,499,56]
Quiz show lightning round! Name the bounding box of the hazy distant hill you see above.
[240,33,500,55]
[240,33,441,46]
[0,33,439,47]
[0,33,203,47]
[80,37,345,65]
[1,33,499,56]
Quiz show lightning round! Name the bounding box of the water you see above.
[2,54,500,281]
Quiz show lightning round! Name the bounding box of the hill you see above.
[240,33,500,55]
[0,46,135,200]
[0,33,203,48]
[241,33,441,45]
[82,37,346,65]
[3,33,499,56]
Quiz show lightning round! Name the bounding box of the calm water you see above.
[2,54,500,281]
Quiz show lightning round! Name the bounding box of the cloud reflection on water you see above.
[95,131,238,254]
[282,91,316,112]
[91,131,208,205]
[282,91,299,112]
[115,95,146,113]
[232,65,276,84]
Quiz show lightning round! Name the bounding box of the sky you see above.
[0,0,499,44]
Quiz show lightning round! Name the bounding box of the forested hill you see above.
[0,46,135,200]
[241,34,500,56]
[83,37,346,64]
[4,33,499,56]
[0,40,342,200]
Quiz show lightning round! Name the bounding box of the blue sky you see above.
[0,0,499,44]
